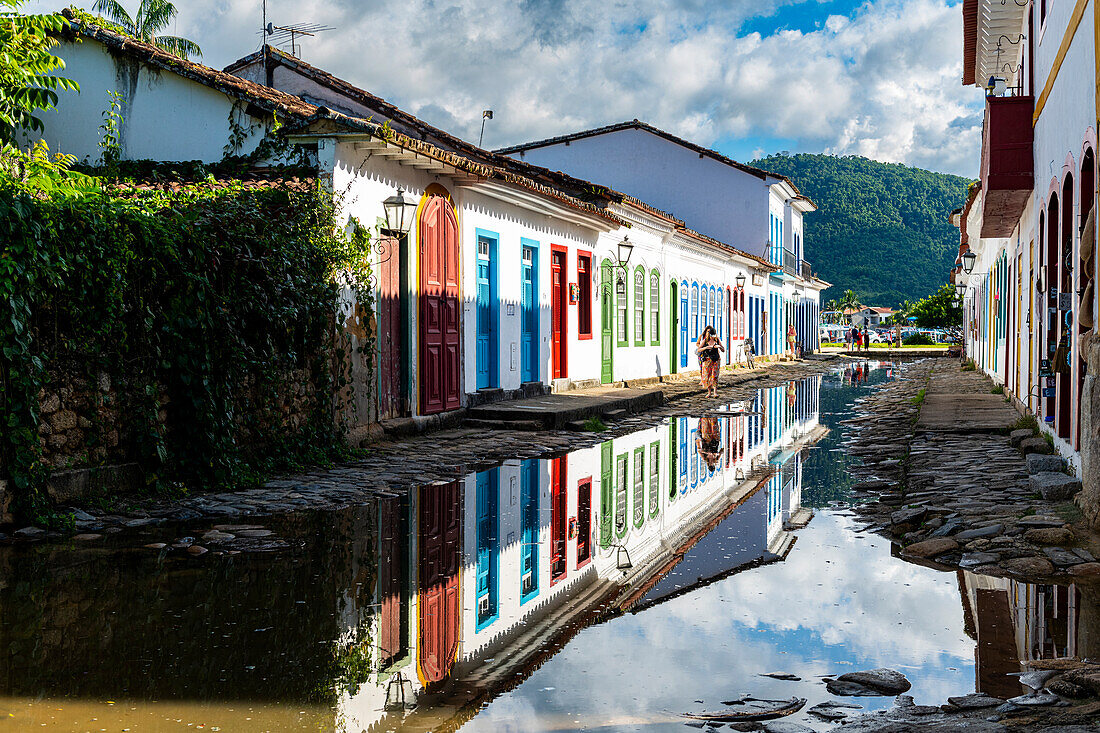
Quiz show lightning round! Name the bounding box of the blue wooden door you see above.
[520,460,539,603]
[679,281,689,368]
[476,236,495,389]
[521,244,538,383]
[475,468,498,630]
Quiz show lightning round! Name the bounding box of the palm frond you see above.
[91,0,135,34]
[153,34,201,59]
[135,0,178,39]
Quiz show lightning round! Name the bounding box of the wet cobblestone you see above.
[17,356,849,537]
[845,360,1100,582]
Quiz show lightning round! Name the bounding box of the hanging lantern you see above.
[382,188,418,235]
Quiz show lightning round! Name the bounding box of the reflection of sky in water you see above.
[467,512,975,733]
[466,363,975,733]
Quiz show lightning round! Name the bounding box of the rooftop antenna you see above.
[258,20,333,58]
[479,109,494,148]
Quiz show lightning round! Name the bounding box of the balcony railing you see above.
[799,260,812,280]
[782,248,796,275]
[980,94,1034,237]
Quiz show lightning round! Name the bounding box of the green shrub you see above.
[583,416,608,432]
[903,332,935,346]
[991,385,1004,395]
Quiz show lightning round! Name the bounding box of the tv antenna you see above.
[259,5,332,58]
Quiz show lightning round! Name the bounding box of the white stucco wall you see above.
[507,128,773,257]
[24,39,270,163]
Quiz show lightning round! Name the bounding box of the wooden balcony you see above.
[980,95,1033,238]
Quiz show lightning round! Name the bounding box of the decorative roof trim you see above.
[60,11,317,120]
[286,110,623,226]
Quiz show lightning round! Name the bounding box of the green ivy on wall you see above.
[0,168,374,523]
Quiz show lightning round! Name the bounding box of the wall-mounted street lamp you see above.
[384,670,415,711]
[736,273,747,290]
[382,188,418,236]
[617,236,634,268]
[962,250,977,274]
[614,544,633,573]
[614,236,634,295]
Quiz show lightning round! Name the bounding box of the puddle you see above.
[0,362,1091,732]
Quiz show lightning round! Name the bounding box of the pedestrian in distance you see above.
[696,324,725,397]
[786,323,798,361]
[863,327,870,352]
[743,336,755,369]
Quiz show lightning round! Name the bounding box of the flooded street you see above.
[0,363,1086,732]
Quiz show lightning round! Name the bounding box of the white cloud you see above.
[33,0,981,175]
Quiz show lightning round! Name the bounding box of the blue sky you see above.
[32,0,981,176]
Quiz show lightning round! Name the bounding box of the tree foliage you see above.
[0,0,79,144]
[751,153,973,308]
[90,0,202,58]
[908,283,963,328]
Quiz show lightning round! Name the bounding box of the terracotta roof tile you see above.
[61,10,317,120]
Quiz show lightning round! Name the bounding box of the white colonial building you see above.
[950,0,1097,479]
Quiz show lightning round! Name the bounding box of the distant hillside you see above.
[749,153,972,308]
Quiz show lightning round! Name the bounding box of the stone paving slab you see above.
[466,386,665,428]
[915,393,1020,433]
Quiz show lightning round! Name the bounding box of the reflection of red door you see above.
[551,457,567,582]
[379,496,404,667]
[420,194,461,415]
[551,247,568,378]
[379,235,406,419]
[418,480,461,685]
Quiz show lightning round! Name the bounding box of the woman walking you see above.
[696,325,725,397]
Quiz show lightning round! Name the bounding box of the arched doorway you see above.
[1078,149,1095,448]
[1045,195,1059,424]
[417,479,461,686]
[1058,176,1074,439]
[419,189,461,415]
[600,259,615,383]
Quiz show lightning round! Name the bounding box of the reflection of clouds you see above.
[466,512,976,732]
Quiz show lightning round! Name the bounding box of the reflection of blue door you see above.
[521,243,538,383]
[678,417,688,494]
[679,281,688,368]
[520,460,539,603]
[476,233,497,390]
[475,469,499,630]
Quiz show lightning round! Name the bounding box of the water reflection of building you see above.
[959,572,1093,700]
[348,377,825,732]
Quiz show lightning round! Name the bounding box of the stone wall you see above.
[0,363,325,513]
[1079,333,1100,528]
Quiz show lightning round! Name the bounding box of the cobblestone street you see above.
[846,361,1100,581]
[4,356,844,540]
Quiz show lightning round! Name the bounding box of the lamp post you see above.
[614,236,634,295]
[962,250,977,274]
[382,188,418,237]
[736,273,746,290]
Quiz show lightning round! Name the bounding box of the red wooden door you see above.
[379,235,405,419]
[378,496,404,667]
[419,195,461,415]
[418,480,462,685]
[551,457,567,582]
[551,249,567,378]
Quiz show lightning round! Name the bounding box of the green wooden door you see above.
[600,260,614,383]
[600,440,613,547]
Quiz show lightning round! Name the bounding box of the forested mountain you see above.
[749,153,973,308]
